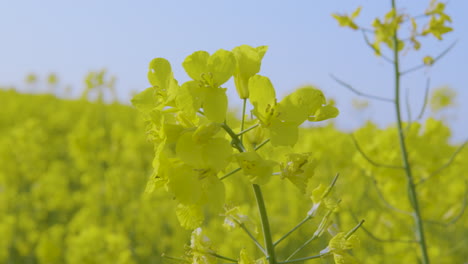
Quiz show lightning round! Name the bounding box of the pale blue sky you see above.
[1,0,466,142]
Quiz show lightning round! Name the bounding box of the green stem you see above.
[278,254,321,264]
[285,233,319,261]
[274,215,312,247]
[391,1,430,263]
[255,139,271,151]
[321,173,340,200]
[222,106,277,263]
[233,219,266,254]
[209,252,239,263]
[237,123,260,137]
[161,253,189,263]
[220,167,242,181]
[344,219,365,239]
[253,184,277,264]
[241,98,247,142]
[222,123,245,152]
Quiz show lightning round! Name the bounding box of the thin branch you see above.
[285,203,339,261]
[361,29,394,64]
[209,252,238,263]
[390,2,430,260]
[359,220,417,244]
[322,173,340,200]
[424,182,467,227]
[284,225,321,261]
[252,184,277,263]
[410,13,428,21]
[416,78,430,120]
[161,253,189,263]
[406,86,412,122]
[399,14,428,29]
[401,41,458,76]
[349,210,417,244]
[360,27,375,33]
[350,134,404,169]
[405,87,412,133]
[237,123,259,137]
[370,176,412,215]
[220,167,242,181]
[345,219,365,239]
[307,174,340,217]
[255,139,271,151]
[222,122,245,152]
[330,74,394,103]
[231,218,266,255]
[442,237,468,256]
[417,140,468,185]
[278,254,321,264]
[240,98,247,142]
[273,215,312,247]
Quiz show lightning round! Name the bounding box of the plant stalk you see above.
[391,1,430,263]
[241,98,247,142]
[253,184,277,264]
[223,98,277,263]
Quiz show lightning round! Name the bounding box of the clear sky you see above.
[1,0,466,142]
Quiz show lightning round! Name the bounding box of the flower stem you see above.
[222,100,277,263]
[344,219,365,239]
[209,252,238,263]
[391,1,430,263]
[253,184,277,264]
[241,98,247,134]
[255,139,271,151]
[278,254,321,264]
[274,215,312,247]
[237,123,260,137]
[220,167,242,181]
